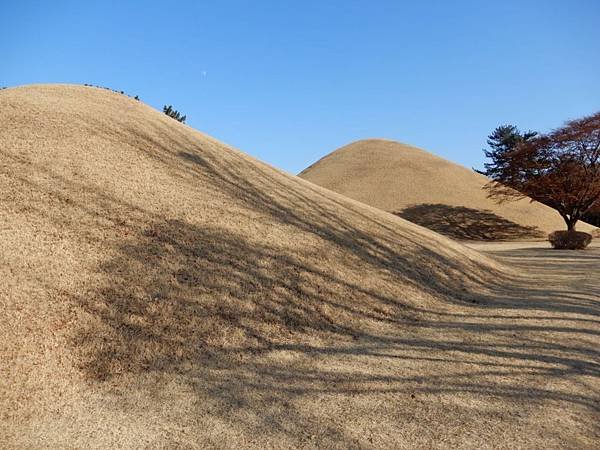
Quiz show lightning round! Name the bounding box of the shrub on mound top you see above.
[163,105,186,123]
[548,230,592,250]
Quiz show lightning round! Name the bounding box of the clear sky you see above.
[2,1,599,174]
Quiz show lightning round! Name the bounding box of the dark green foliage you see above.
[477,125,537,177]
[163,105,186,123]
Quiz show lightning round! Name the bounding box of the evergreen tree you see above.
[477,125,537,177]
[163,105,186,123]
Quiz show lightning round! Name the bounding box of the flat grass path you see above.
[370,241,600,449]
[149,243,598,449]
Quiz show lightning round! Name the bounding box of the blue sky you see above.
[2,1,599,174]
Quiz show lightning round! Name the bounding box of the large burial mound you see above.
[1,85,598,448]
[300,139,596,240]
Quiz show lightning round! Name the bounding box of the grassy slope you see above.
[0,85,597,448]
[299,139,597,240]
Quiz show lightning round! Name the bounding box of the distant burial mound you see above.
[299,139,596,240]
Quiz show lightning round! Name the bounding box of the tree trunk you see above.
[560,213,578,231]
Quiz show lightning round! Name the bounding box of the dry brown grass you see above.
[299,139,597,240]
[0,85,598,448]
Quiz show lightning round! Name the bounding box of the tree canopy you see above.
[483,112,600,231]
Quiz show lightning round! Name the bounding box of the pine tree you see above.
[163,105,186,123]
[477,125,537,177]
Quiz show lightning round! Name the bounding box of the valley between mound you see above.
[299,139,597,240]
[0,85,598,448]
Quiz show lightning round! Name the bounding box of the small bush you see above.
[548,230,592,250]
[82,84,139,99]
[163,105,186,123]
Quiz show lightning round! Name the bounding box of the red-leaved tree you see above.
[484,112,600,232]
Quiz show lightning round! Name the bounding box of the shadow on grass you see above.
[73,213,600,445]
[4,116,598,445]
[396,203,545,240]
